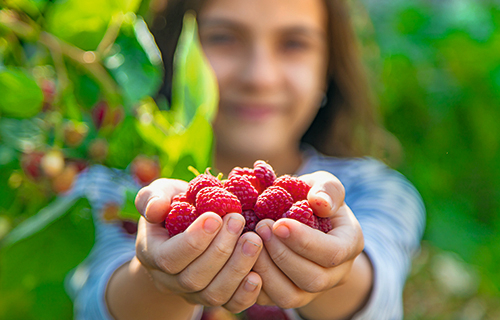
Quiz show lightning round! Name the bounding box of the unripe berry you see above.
[131,155,161,185]
[41,149,65,178]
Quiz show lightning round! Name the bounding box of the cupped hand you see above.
[134,179,264,313]
[253,171,364,308]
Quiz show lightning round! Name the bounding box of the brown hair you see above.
[150,0,400,162]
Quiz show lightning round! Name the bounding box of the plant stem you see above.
[0,9,122,106]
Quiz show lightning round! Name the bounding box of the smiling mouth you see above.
[222,102,281,122]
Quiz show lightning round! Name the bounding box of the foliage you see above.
[356,0,500,317]
[0,1,218,319]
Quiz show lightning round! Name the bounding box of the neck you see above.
[215,146,304,177]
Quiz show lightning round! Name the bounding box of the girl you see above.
[67,0,425,319]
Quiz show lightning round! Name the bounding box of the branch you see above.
[0,9,121,105]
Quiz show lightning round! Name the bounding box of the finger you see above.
[174,213,246,292]
[300,171,345,218]
[137,212,223,275]
[224,272,262,313]
[252,245,313,309]
[271,205,364,267]
[257,220,353,292]
[191,231,262,308]
[255,288,274,306]
[135,178,188,223]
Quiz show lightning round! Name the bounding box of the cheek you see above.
[286,63,325,112]
[203,51,238,91]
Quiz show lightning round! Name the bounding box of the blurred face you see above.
[198,0,329,161]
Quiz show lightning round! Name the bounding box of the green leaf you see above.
[105,17,163,105]
[0,197,94,320]
[2,195,84,247]
[170,12,219,129]
[0,117,45,152]
[44,0,142,50]
[117,189,141,221]
[134,14,218,180]
[0,68,43,118]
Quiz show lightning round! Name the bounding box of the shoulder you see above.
[299,147,424,207]
[299,147,400,185]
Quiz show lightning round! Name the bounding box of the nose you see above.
[239,42,280,91]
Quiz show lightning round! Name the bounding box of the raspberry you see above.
[165,202,199,236]
[196,187,242,217]
[172,192,188,203]
[186,170,223,204]
[228,166,260,191]
[254,186,293,220]
[242,210,260,232]
[273,175,311,202]
[224,175,259,210]
[244,304,290,320]
[283,200,319,229]
[253,160,276,192]
[318,217,333,233]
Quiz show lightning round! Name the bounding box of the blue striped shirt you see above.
[65,148,425,320]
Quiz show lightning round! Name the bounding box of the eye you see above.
[204,32,237,46]
[282,38,311,52]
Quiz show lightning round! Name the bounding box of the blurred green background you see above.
[356,0,500,318]
[1,0,499,319]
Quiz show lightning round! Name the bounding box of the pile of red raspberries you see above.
[165,160,333,236]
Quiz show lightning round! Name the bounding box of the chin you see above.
[217,134,281,160]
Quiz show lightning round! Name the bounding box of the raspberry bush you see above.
[0,5,218,319]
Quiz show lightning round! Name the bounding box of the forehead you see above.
[198,0,328,33]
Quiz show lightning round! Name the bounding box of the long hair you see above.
[150,0,400,162]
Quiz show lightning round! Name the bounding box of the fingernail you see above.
[242,239,261,257]
[316,191,334,209]
[143,196,159,219]
[227,217,244,235]
[204,217,221,234]
[274,225,290,239]
[244,279,258,292]
[256,224,272,242]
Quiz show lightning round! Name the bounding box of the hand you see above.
[253,171,365,308]
[134,178,264,313]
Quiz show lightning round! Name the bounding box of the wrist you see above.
[106,256,196,320]
[297,252,373,320]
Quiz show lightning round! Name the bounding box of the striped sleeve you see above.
[338,159,425,319]
[64,165,138,320]
[297,153,425,319]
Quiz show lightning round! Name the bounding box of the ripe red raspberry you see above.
[196,187,242,217]
[242,210,260,232]
[254,186,293,220]
[244,304,290,320]
[165,201,199,236]
[224,175,259,210]
[172,192,188,203]
[228,166,260,191]
[186,170,223,204]
[318,217,333,233]
[273,175,311,202]
[283,200,319,230]
[253,160,276,192]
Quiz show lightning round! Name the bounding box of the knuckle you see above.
[202,292,228,307]
[213,242,234,257]
[184,236,208,257]
[154,254,178,274]
[177,273,205,293]
[275,294,302,309]
[302,274,328,293]
[270,248,289,266]
[330,246,348,266]
[228,263,250,279]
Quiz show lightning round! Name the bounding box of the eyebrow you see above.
[198,17,327,40]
